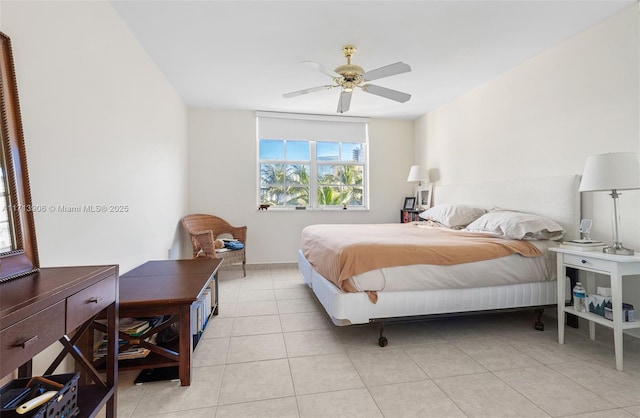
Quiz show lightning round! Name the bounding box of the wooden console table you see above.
[0,265,119,418]
[113,259,221,386]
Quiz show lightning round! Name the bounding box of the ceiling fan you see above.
[283,45,412,114]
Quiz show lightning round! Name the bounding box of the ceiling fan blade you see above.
[362,84,411,103]
[303,61,340,78]
[283,85,334,98]
[337,91,352,114]
[363,62,411,82]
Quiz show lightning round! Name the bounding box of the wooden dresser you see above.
[0,265,119,418]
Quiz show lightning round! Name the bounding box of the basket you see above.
[0,373,79,418]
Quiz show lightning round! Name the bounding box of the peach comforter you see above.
[301,223,542,302]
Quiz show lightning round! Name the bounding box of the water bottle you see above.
[573,282,586,312]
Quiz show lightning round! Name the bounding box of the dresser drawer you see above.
[0,301,65,377]
[67,274,116,332]
[564,254,614,273]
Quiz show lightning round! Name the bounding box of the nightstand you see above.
[551,247,640,371]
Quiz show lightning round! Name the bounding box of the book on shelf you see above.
[563,239,605,247]
[95,317,148,334]
[560,242,607,251]
[127,323,151,337]
[95,315,163,337]
[94,346,150,360]
[119,318,151,335]
[93,334,157,361]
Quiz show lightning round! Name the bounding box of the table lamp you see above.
[407,165,429,209]
[579,152,640,255]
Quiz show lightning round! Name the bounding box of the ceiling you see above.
[110,0,635,120]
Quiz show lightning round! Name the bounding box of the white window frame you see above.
[257,111,369,210]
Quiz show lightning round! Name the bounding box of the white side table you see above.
[551,248,640,371]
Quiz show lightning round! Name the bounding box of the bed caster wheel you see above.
[534,322,544,331]
[378,336,388,347]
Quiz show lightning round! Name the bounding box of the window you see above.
[257,112,368,209]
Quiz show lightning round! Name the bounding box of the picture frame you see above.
[403,196,416,210]
[420,183,434,209]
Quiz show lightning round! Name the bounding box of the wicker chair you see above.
[181,214,247,277]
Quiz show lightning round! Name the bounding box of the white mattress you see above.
[346,240,559,292]
[298,249,563,326]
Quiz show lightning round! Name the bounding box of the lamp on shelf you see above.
[579,152,640,255]
[407,165,429,209]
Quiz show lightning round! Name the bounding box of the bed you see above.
[297,175,581,346]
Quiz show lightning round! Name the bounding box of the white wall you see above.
[418,5,639,248]
[416,5,640,323]
[1,0,188,375]
[1,0,188,273]
[188,109,415,264]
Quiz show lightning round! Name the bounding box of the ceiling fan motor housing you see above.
[334,64,364,92]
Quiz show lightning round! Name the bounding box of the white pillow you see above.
[465,209,564,240]
[418,204,486,229]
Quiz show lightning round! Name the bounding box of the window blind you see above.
[256,111,368,143]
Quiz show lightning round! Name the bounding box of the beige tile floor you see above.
[111,267,640,418]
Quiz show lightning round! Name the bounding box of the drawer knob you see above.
[88,296,103,304]
[581,259,587,264]
[18,335,38,348]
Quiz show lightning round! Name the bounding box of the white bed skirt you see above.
[298,249,562,326]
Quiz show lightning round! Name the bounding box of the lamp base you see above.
[603,243,635,256]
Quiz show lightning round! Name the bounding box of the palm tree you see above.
[286,165,310,205]
[317,186,344,206]
[260,163,286,205]
[336,165,363,205]
[317,165,363,206]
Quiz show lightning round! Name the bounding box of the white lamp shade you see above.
[407,165,429,183]
[579,152,640,192]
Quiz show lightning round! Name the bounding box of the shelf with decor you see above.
[400,209,424,223]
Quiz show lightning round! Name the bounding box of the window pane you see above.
[317,165,336,184]
[286,187,309,206]
[335,165,363,185]
[286,141,309,161]
[259,139,284,160]
[341,143,365,162]
[318,165,363,186]
[316,186,365,206]
[260,186,285,205]
[317,186,344,205]
[286,164,309,185]
[260,163,286,186]
[343,187,364,205]
[317,142,339,161]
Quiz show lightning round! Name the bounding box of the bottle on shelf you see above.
[573,282,587,312]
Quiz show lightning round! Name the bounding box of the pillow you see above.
[418,204,486,229]
[465,209,564,240]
